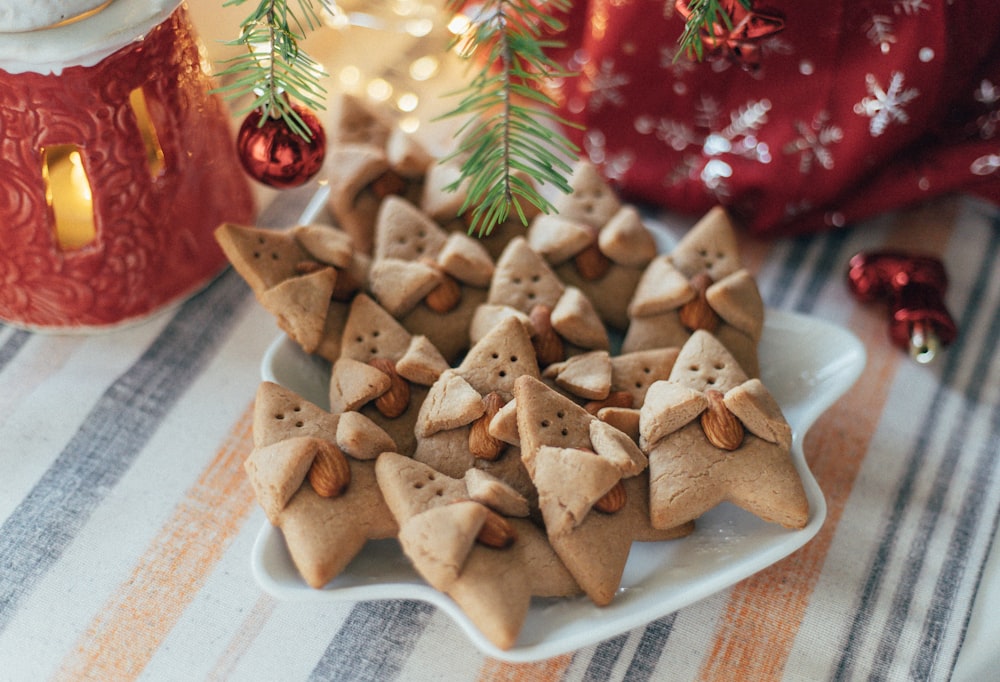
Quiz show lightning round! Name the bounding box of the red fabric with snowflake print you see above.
[543,0,1000,235]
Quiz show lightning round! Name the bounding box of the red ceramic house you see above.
[0,3,255,330]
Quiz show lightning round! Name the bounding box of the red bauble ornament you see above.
[846,250,958,364]
[236,104,326,188]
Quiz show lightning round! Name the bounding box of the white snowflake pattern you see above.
[582,129,635,182]
[893,0,930,15]
[582,58,630,112]
[865,14,896,54]
[783,111,843,173]
[970,153,1000,176]
[636,96,772,198]
[853,72,919,137]
[973,79,1000,139]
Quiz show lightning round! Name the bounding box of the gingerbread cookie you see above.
[638,331,808,531]
[324,94,432,253]
[375,452,580,650]
[528,161,658,330]
[245,381,399,588]
[621,206,764,376]
[367,196,493,362]
[330,294,448,455]
[470,236,609,367]
[214,221,368,360]
[412,315,540,506]
[513,375,693,605]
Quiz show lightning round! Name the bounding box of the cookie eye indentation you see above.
[541,419,550,428]
[510,355,518,362]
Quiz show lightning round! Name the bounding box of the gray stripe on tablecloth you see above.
[833,221,1000,680]
[0,326,30,373]
[578,633,629,682]
[761,229,854,314]
[619,614,676,682]
[913,226,1000,680]
[0,187,310,634]
[945,476,1000,679]
[309,600,434,682]
[761,235,813,310]
[0,268,251,634]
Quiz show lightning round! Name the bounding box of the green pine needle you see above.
[439,0,580,238]
[213,0,334,140]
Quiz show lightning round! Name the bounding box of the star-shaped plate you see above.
[252,307,864,662]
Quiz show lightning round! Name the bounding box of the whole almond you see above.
[573,239,611,281]
[593,480,627,514]
[529,304,564,367]
[469,392,507,461]
[308,440,352,498]
[370,169,407,199]
[477,508,518,549]
[701,389,744,450]
[420,258,462,313]
[678,272,719,332]
[368,357,410,418]
[584,390,634,415]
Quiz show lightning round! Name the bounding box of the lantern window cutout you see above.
[129,86,166,178]
[42,144,96,251]
[40,87,168,253]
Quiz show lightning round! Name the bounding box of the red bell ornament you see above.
[236,105,327,189]
[846,250,958,364]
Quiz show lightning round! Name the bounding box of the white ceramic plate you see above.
[252,308,865,662]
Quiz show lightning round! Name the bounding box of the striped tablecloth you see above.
[1,187,998,681]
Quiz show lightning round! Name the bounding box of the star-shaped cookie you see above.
[374,452,580,650]
[622,205,764,376]
[366,196,494,362]
[245,381,400,588]
[329,294,449,456]
[412,315,541,505]
[214,221,368,361]
[638,330,808,530]
[527,160,658,330]
[513,375,693,605]
[470,236,609,368]
[324,94,433,254]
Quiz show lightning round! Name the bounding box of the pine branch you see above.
[440,0,579,237]
[213,0,334,139]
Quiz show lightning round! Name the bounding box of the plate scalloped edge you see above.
[252,308,866,662]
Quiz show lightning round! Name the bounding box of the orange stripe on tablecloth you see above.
[56,401,258,681]
[477,653,574,681]
[697,197,960,681]
[204,594,277,682]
